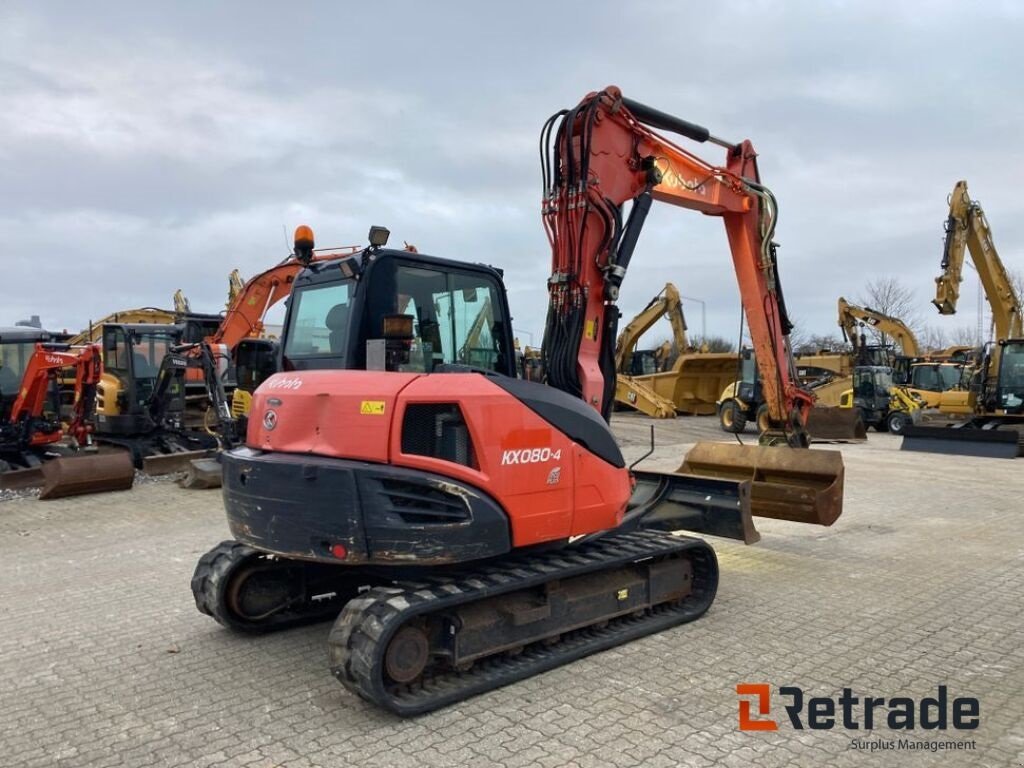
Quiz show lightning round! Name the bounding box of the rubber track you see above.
[327,530,717,716]
[191,540,343,633]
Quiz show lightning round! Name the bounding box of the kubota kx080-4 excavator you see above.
[191,87,845,715]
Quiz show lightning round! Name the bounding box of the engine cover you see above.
[246,370,632,549]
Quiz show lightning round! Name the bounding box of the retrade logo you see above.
[736,684,979,732]
[737,684,778,731]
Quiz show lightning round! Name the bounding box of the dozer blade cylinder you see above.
[677,442,844,526]
[804,406,867,442]
[38,453,135,500]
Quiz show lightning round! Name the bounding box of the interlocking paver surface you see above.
[1,415,1021,767]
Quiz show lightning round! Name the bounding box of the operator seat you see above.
[325,303,350,354]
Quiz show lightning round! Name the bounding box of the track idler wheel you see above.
[191,540,350,633]
[384,624,430,684]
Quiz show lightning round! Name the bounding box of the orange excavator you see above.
[191,87,845,714]
[0,340,99,468]
[0,337,134,496]
[205,238,362,435]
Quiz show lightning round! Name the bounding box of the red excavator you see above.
[0,340,101,467]
[192,87,845,715]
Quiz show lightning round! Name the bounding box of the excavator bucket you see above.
[677,441,844,527]
[804,406,867,442]
[38,452,135,500]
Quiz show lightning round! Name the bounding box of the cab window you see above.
[394,265,509,374]
[283,281,354,361]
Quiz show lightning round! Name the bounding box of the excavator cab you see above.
[0,327,53,422]
[993,340,1024,414]
[95,323,188,435]
[278,248,516,378]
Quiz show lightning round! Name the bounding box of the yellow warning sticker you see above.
[360,400,386,415]
[585,319,597,340]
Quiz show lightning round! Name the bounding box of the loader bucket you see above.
[677,441,844,526]
[38,452,135,500]
[804,406,867,443]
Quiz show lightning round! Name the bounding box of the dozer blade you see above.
[142,449,215,477]
[179,457,223,489]
[677,441,844,527]
[38,453,135,500]
[804,406,867,443]
[626,470,759,544]
[901,425,1021,460]
[0,466,45,490]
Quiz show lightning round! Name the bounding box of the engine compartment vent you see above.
[401,403,476,468]
[377,478,471,524]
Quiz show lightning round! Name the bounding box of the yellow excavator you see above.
[614,282,737,417]
[903,180,1024,458]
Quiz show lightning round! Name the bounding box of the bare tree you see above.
[947,325,980,347]
[855,277,923,347]
[689,335,735,353]
[794,334,847,356]
[1010,268,1024,308]
[917,325,948,353]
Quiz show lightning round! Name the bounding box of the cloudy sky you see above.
[1,1,1022,348]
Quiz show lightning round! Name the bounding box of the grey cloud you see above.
[1,1,1022,347]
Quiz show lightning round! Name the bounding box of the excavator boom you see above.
[541,88,814,440]
[540,87,843,518]
[838,297,919,358]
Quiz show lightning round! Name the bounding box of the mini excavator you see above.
[192,87,846,715]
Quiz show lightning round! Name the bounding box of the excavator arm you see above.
[210,240,361,348]
[541,87,811,444]
[837,297,920,358]
[934,180,1023,343]
[8,343,101,447]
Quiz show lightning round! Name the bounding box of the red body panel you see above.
[247,371,632,548]
[248,370,417,463]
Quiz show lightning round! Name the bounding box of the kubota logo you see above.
[267,377,303,390]
[262,410,278,431]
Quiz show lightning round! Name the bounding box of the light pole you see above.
[678,295,706,341]
[514,328,535,347]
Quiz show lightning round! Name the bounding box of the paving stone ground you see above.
[1,415,1021,768]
